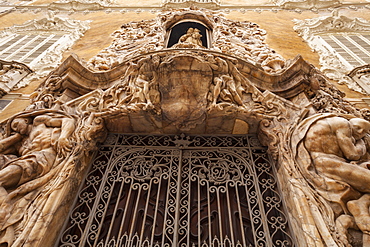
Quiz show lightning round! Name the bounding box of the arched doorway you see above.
[58,134,294,247]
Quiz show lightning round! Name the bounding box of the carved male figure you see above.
[0,114,75,200]
[304,117,370,190]
[304,116,370,237]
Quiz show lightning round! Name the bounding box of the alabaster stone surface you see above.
[1,8,370,247]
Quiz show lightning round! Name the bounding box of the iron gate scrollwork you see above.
[58,134,294,247]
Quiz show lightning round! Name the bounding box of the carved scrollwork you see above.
[0,60,32,97]
[293,11,370,94]
[88,9,286,74]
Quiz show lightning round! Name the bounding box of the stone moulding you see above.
[348,64,370,93]
[0,15,90,89]
[0,15,90,37]
[293,11,370,94]
[162,0,220,9]
[47,1,106,11]
[279,0,341,10]
[0,60,32,96]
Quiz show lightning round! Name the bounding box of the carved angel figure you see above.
[293,114,370,245]
[0,112,75,246]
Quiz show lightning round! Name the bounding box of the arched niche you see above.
[166,20,211,48]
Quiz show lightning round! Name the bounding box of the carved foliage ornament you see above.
[293,11,370,94]
[88,8,285,74]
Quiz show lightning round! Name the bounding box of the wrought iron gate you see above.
[58,134,294,247]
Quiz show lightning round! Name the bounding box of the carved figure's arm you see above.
[0,133,22,154]
[336,124,366,161]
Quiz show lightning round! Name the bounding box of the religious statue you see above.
[173,28,204,48]
[294,114,370,245]
[0,112,75,246]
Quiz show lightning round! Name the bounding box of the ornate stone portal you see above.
[1,8,370,247]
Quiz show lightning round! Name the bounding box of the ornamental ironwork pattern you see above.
[58,134,294,247]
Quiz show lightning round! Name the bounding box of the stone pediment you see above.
[52,51,315,98]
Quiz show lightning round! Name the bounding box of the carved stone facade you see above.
[1,7,370,247]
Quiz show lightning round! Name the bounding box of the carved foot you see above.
[0,226,14,246]
[335,214,357,247]
[348,194,370,234]
[209,103,223,110]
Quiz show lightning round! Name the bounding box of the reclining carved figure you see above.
[295,114,370,245]
[0,112,75,246]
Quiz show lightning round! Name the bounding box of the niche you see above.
[167,20,211,48]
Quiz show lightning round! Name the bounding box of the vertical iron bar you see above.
[172,149,183,247]
[139,179,153,245]
[225,182,235,245]
[197,176,201,247]
[216,188,224,244]
[150,174,164,246]
[117,179,133,241]
[234,185,247,247]
[104,177,126,245]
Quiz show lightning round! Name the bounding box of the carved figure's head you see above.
[187,28,194,34]
[11,117,31,135]
[350,118,370,140]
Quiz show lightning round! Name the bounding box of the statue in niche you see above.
[0,112,75,245]
[174,28,204,48]
[295,114,370,245]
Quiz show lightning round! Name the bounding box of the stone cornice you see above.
[0,14,90,36]
[294,10,370,39]
[0,2,369,14]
